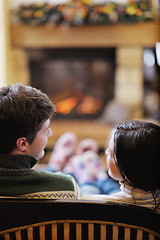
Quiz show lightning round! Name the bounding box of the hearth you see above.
[28,47,115,120]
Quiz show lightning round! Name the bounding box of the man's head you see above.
[0,83,55,157]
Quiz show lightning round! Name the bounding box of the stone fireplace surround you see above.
[10,21,160,151]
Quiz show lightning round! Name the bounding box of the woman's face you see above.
[105,135,123,181]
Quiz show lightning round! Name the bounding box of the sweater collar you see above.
[0,154,38,169]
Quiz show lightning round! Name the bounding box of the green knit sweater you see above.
[0,154,81,199]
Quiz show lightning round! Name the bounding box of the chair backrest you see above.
[0,199,160,240]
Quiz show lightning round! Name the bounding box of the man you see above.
[0,83,81,199]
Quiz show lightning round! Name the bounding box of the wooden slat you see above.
[112,226,118,240]
[136,229,143,240]
[76,223,82,240]
[4,234,10,240]
[51,224,57,240]
[101,224,106,240]
[88,223,94,240]
[39,226,45,240]
[124,227,130,240]
[64,223,70,240]
[27,227,33,240]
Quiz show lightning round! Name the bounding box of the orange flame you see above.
[55,95,103,115]
[55,96,78,114]
[77,96,103,114]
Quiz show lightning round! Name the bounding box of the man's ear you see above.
[16,137,28,152]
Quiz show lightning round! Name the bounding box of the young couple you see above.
[0,83,159,212]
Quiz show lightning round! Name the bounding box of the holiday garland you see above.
[17,0,153,26]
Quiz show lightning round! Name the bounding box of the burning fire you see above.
[77,96,103,114]
[55,96,78,115]
[55,95,103,115]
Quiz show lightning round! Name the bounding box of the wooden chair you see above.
[0,199,159,240]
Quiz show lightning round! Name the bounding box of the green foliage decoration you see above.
[17,0,153,26]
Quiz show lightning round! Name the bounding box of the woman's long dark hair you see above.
[113,120,160,210]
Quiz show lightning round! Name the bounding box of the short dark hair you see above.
[113,120,160,192]
[0,83,55,154]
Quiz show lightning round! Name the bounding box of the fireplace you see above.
[28,47,116,120]
[9,22,160,152]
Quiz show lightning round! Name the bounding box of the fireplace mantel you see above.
[11,21,160,48]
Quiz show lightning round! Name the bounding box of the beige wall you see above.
[0,0,30,87]
[0,0,18,87]
[0,0,9,87]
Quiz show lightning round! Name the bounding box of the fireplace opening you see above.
[28,48,115,120]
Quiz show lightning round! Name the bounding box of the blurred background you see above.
[0,0,160,164]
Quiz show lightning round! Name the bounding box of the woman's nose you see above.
[48,128,53,137]
[105,148,109,156]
